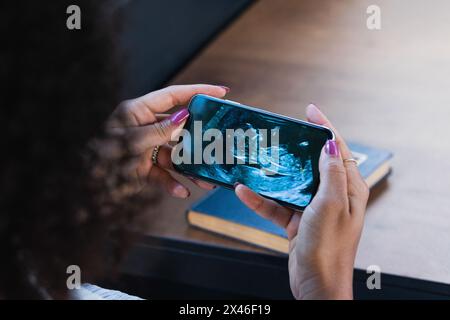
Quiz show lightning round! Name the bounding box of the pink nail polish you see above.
[173,184,189,198]
[325,140,339,157]
[169,108,189,125]
[219,85,230,93]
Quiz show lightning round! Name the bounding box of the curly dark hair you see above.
[0,1,153,299]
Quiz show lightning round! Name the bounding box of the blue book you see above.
[187,142,392,253]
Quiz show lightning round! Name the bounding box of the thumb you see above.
[314,140,348,202]
[128,108,189,154]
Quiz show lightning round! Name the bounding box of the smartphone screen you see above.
[172,94,333,211]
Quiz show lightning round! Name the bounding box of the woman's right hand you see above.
[235,104,369,299]
[94,84,228,197]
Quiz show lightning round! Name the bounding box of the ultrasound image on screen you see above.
[174,95,331,209]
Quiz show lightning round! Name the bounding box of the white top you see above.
[69,284,143,300]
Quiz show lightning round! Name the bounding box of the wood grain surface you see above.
[143,0,450,284]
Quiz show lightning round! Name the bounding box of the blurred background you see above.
[119,0,253,98]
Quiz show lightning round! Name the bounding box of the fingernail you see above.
[233,182,240,189]
[173,184,189,198]
[325,140,339,157]
[219,85,230,93]
[169,108,189,126]
[308,103,320,110]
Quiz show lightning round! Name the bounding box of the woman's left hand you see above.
[235,104,369,299]
[97,84,228,197]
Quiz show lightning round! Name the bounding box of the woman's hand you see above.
[97,84,228,197]
[235,104,369,300]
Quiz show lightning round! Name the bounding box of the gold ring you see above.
[343,158,358,165]
[151,145,161,165]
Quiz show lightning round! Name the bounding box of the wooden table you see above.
[143,0,450,285]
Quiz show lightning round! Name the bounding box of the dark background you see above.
[119,0,253,99]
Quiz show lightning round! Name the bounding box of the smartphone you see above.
[172,94,334,211]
